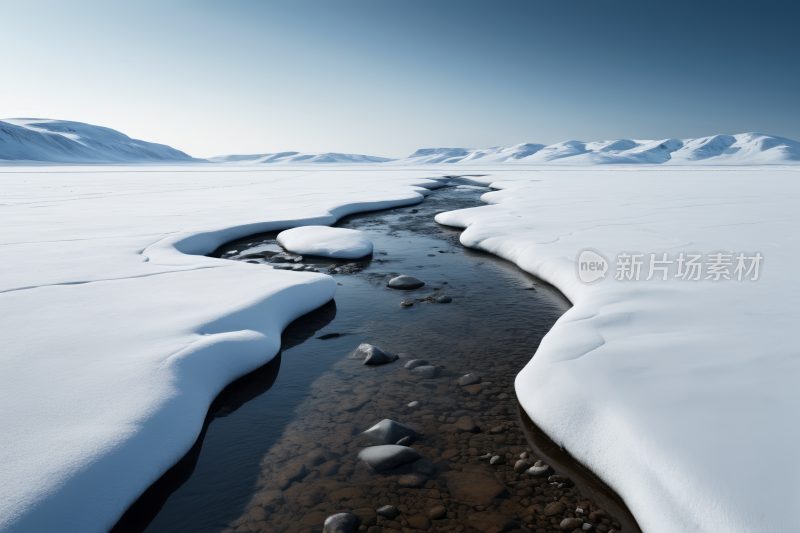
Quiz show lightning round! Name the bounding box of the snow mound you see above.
[209,151,393,164]
[276,225,373,258]
[0,119,196,163]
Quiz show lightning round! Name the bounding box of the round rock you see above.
[560,517,584,530]
[429,505,447,520]
[407,401,420,409]
[400,301,414,307]
[404,359,430,369]
[436,296,452,303]
[356,419,416,447]
[387,275,425,290]
[457,374,481,386]
[358,445,421,471]
[525,463,551,478]
[347,343,398,365]
[411,365,436,379]
[376,505,400,520]
[323,513,358,533]
[398,474,427,488]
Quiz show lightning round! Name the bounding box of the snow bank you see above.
[277,226,373,259]
[0,167,449,533]
[435,168,800,533]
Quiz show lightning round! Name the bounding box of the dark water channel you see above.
[115,183,636,533]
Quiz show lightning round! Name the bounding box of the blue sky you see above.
[2,0,798,158]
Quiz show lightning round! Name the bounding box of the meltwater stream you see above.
[123,183,587,533]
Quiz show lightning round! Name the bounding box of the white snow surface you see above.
[277,226,373,258]
[0,119,196,163]
[0,167,447,532]
[435,168,800,533]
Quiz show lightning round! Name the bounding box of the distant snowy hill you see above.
[209,151,393,164]
[0,119,196,163]
[388,133,800,166]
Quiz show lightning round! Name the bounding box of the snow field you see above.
[277,226,373,259]
[435,168,800,533]
[0,168,448,533]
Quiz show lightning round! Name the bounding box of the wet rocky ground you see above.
[135,182,628,533]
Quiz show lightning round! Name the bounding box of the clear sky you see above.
[2,0,798,158]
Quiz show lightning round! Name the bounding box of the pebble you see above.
[406,514,432,530]
[355,419,416,447]
[489,426,503,434]
[407,401,420,409]
[347,343,398,365]
[375,505,400,519]
[436,296,452,303]
[387,275,425,290]
[428,505,447,520]
[293,256,304,262]
[358,445,421,471]
[411,365,436,379]
[292,265,305,271]
[400,301,414,307]
[478,453,493,461]
[525,462,551,478]
[489,455,502,465]
[582,523,595,531]
[397,474,427,488]
[323,513,358,533]
[457,374,481,386]
[454,415,479,433]
[560,517,584,531]
[513,459,532,474]
[404,359,429,369]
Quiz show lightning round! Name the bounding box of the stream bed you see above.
[116,182,635,533]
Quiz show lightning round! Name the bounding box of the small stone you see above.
[292,265,305,271]
[513,459,533,474]
[520,452,529,459]
[454,416,479,433]
[323,513,358,533]
[525,463,551,478]
[582,524,595,531]
[489,426,503,434]
[489,455,502,465]
[436,296,452,303]
[387,275,425,290]
[543,501,566,517]
[356,419,416,447]
[560,517,584,531]
[404,359,430,369]
[347,343,398,365]
[457,374,481,386]
[428,505,447,520]
[398,474,427,488]
[478,453,493,461]
[400,301,414,307]
[411,365,436,379]
[407,401,420,409]
[293,256,304,262]
[376,505,400,520]
[358,445,420,471]
[406,514,432,530]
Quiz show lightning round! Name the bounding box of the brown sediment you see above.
[517,407,642,533]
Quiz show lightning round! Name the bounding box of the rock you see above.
[270,255,289,263]
[582,524,595,531]
[444,464,506,506]
[525,462,551,478]
[273,462,308,489]
[560,518,584,531]
[400,301,414,307]
[458,374,481,386]
[436,296,452,303]
[358,445,420,471]
[396,435,415,446]
[478,453,493,461]
[347,343,398,365]
[455,416,479,433]
[351,508,378,528]
[514,459,533,474]
[428,505,447,520]
[319,461,341,477]
[411,365,436,379]
[406,514,432,530]
[489,426,503,434]
[520,452,529,459]
[411,457,435,476]
[407,401,420,409]
[356,419,416,447]
[376,505,400,519]
[544,501,566,516]
[467,512,517,533]
[292,265,306,271]
[463,383,488,394]
[404,359,430,369]
[248,489,284,512]
[398,474,427,488]
[324,513,358,533]
[489,455,502,465]
[387,275,425,290]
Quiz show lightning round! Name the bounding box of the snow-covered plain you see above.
[2,162,799,533]
[0,168,447,532]
[277,226,373,258]
[435,168,800,533]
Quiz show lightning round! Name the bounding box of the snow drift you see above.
[277,226,373,259]
[0,119,196,163]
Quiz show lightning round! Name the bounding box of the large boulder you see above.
[347,343,398,365]
[387,275,425,290]
[355,419,416,447]
[358,445,421,471]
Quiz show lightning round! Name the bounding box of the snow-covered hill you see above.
[208,151,392,164]
[0,119,196,163]
[388,133,800,166]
